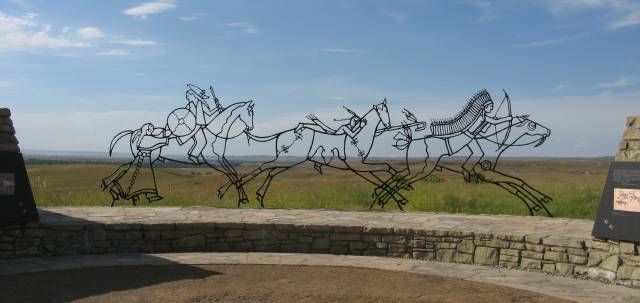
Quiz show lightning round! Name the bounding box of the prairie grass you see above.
[27,158,609,219]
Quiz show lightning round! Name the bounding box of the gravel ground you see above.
[0,264,573,303]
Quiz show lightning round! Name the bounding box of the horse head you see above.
[498,115,551,148]
[374,98,391,129]
[238,100,255,132]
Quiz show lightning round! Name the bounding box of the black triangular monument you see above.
[0,108,38,225]
[592,115,640,242]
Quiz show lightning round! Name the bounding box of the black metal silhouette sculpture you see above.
[101,84,553,216]
[372,89,552,216]
[102,84,254,206]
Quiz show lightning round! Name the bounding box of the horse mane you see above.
[208,101,250,129]
[430,89,492,137]
[223,101,249,113]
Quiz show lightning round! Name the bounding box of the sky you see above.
[0,0,639,157]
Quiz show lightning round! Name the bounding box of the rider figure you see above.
[462,93,525,180]
[184,84,222,164]
[469,95,525,138]
[296,106,367,138]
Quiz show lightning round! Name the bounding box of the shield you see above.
[166,107,197,137]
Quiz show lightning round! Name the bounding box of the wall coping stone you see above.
[36,207,594,240]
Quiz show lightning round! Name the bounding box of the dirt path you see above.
[0,264,572,303]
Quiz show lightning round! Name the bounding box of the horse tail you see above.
[109,130,134,157]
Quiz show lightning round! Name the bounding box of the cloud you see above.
[225,22,257,34]
[178,13,205,22]
[0,80,17,88]
[0,12,36,32]
[314,48,366,54]
[608,10,640,29]
[53,52,83,58]
[76,27,105,39]
[596,76,638,88]
[0,12,90,51]
[100,94,176,103]
[379,10,407,22]
[123,1,177,20]
[468,0,496,22]
[179,16,198,21]
[511,33,590,47]
[546,0,640,30]
[16,110,167,152]
[553,84,569,92]
[9,0,27,5]
[111,39,157,46]
[98,49,129,56]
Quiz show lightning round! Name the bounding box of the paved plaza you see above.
[1,252,638,303]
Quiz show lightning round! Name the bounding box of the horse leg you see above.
[477,166,553,216]
[219,155,249,204]
[207,139,249,205]
[255,167,289,207]
[202,153,236,200]
[499,181,552,217]
[481,164,551,203]
[439,164,550,216]
[375,155,441,209]
[341,160,406,207]
[218,163,269,199]
[378,176,422,210]
[365,172,410,210]
[340,170,407,210]
[493,182,542,216]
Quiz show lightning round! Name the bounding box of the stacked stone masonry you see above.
[1,207,639,289]
[617,115,640,161]
[0,108,19,153]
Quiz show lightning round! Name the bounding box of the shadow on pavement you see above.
[0,263,220,303]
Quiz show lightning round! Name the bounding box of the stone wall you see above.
[1,211,639,288]
[0,108,19,153]
[617,115,640,161]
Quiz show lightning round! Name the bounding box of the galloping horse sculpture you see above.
[371,90,552,215]
[102,84,254,206]
[218,98,412,207]
[101,84,554,216]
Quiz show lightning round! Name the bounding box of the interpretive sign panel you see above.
[0,153,39,225]
[593,161,640,242]
[613,188,640,212]
[0,173,15,195]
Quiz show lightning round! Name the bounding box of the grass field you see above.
[26,158,610,220]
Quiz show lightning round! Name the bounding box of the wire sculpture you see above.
[101,84,254,206]
[101,84,553,216]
